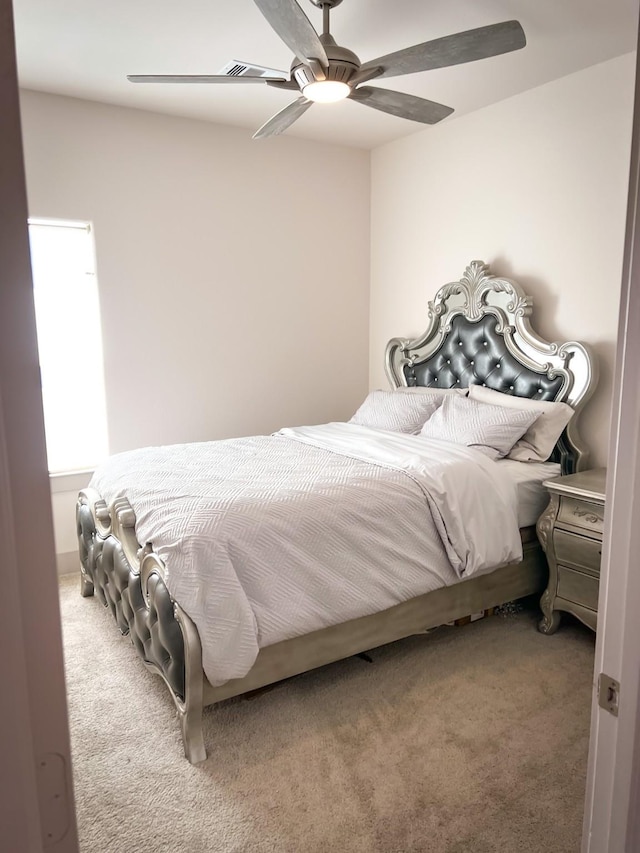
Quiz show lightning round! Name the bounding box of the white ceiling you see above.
[13,0,639,150]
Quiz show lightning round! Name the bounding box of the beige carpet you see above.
[59,574,595,853]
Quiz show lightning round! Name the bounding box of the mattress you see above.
[496,458,561,528]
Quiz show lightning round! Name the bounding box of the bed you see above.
[76,260,597,763]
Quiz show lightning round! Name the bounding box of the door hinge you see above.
[598,673,620,717]
[37,752,70,847]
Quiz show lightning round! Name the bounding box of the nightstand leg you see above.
[538,588,561,634]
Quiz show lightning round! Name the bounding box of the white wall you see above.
[370,54,636,469]
[19,91,371,561]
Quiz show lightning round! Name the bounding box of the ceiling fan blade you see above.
[127,74,287,84]
[360,20,526,80]
[266,79,300,91]
[253,97,313,139]
[253,0,328,69]
[350,87,454,125]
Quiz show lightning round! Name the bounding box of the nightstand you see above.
[536,468,606,634]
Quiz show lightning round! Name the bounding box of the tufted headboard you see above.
[385,261,598,474]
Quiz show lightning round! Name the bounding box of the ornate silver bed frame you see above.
[385,260,597,474]
[77,260,597,763]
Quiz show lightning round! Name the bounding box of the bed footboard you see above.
[76,489,206,763]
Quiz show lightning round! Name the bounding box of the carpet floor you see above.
[59,574,595,853]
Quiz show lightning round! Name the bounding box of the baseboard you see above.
[57,551,79,576]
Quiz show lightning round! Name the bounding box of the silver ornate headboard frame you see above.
[385,260,598,473]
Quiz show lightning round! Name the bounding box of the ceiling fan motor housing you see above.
[291,36,360,91]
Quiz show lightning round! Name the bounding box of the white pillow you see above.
[397,386,468,397]
[349,390,442,434]
[418,394,543,459]
[468,384,574,462]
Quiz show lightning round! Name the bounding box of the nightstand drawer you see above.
[554,530,601,577]
[557,496,604,536]
[557,566,599,611]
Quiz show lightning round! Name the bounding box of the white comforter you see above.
[90,423,522,686]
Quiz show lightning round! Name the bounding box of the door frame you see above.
[582,19,640,853]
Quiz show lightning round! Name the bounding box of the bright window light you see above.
[28,219,109,474]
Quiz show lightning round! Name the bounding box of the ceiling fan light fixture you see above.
[302,80,350,103]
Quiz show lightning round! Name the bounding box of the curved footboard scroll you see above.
[76,489,206,763]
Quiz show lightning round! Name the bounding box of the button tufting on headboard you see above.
[405,315,564,401]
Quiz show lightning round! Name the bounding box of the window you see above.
[28,218,108,474]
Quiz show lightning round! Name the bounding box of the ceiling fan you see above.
[128,0,526,139]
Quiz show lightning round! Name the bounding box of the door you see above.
[0,1,79,850]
